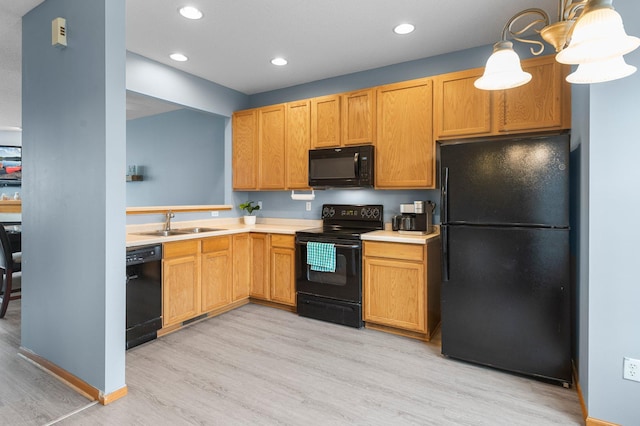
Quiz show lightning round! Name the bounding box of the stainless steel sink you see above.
[176,227,225,233]
[135,230,191,237]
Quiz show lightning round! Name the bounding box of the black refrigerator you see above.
[440,133,572,386]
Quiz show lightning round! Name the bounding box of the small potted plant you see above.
[239,201,260,225]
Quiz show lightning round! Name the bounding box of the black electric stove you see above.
[295,204,383,328]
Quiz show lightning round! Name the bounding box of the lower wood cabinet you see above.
[249,233,296,308]
[201,236,232,312]
[363,238,441,340]
[232,234,251,301]
[249,233,270,299]
[270,235,296,306]
[163,235,250,329]
[162,239,201,327]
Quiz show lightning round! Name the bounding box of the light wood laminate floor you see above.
[0,301,94,425]
[1,300,583,425]
[50,304,582,425]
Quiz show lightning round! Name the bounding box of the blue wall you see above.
[22,0,126,394]
[584,1,640,423]
[238,189,441,225]
[127,108,226,207]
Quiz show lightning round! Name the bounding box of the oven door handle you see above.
[296,240,360,250]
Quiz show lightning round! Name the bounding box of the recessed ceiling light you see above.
[271,57,288,66]
[179,6,203,20]
[170,53,188,62]
[393,23,415,35]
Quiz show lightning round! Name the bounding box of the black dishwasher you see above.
[126,244,162,349]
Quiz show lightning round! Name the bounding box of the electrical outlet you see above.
[623,357,640,382]
[258,201,262,209]
[210,211,219,217]
[306,202,311,211]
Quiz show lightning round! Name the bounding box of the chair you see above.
[0,225,21,318]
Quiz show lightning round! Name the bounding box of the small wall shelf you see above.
[126,175,144,182]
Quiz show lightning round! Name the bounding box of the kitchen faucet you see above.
[164,211,174,231]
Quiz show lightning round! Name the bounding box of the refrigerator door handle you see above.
[442,167,449,224]
[442,225,449,282]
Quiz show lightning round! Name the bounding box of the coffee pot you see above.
[391,201,435,234]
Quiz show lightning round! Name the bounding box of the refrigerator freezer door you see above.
[440,134,569,227]
[441,225,571,385]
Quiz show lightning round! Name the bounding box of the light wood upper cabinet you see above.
[232,109,258,190]
[249,233,270,300]
[342,89,376,146]
[311,94,341,148]
[232,234,251,301]
[163,240,201,327]
[258,104,286,189]
[434,55,571,140]
[433,68,492,139]
[269,235,296,306]
[233,57,571,190]
[496,55,571,133]
[286,100,311,189]
[201,236,232,312]
[376,77,435,189]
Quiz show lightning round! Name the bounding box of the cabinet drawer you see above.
[163,239,199,258]
[364,241,424,262]
[202,236,230,253]
[271,234,294,248]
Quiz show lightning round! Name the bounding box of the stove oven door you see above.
[295,237,362,303]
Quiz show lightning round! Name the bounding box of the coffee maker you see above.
[391,201,435,234]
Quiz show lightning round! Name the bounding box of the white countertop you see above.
[126,218,320,247]
[361,225,440,245]
[127,218,440,247]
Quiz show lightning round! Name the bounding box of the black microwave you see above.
[308,145,374,188]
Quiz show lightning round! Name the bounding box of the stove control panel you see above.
[321,204,383,223]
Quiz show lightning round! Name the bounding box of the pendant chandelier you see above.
[475,0,640,90]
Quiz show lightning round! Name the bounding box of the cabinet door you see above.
[232,109,258,190]
[342,89,376,146]
[311,94,341,148]
[258,104,286,189]
[201,237,232,312]
[286,100,311,189]
[376,78,435,188]
[162,240,200,327]
[250,233,270,300]
[496,55,571,133]
[270,235,295,306]
[433,68,492,139]
[232,234,251,301]
[364,256,425,332]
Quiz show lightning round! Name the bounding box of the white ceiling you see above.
[0,0,563,130]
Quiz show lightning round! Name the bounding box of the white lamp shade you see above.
[556,6,640,64]
[566,55,637,83]
[475,42,532,90]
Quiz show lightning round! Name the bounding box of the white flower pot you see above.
[243,215,256,225]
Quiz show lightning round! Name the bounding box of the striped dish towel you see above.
[307,242,336,272]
